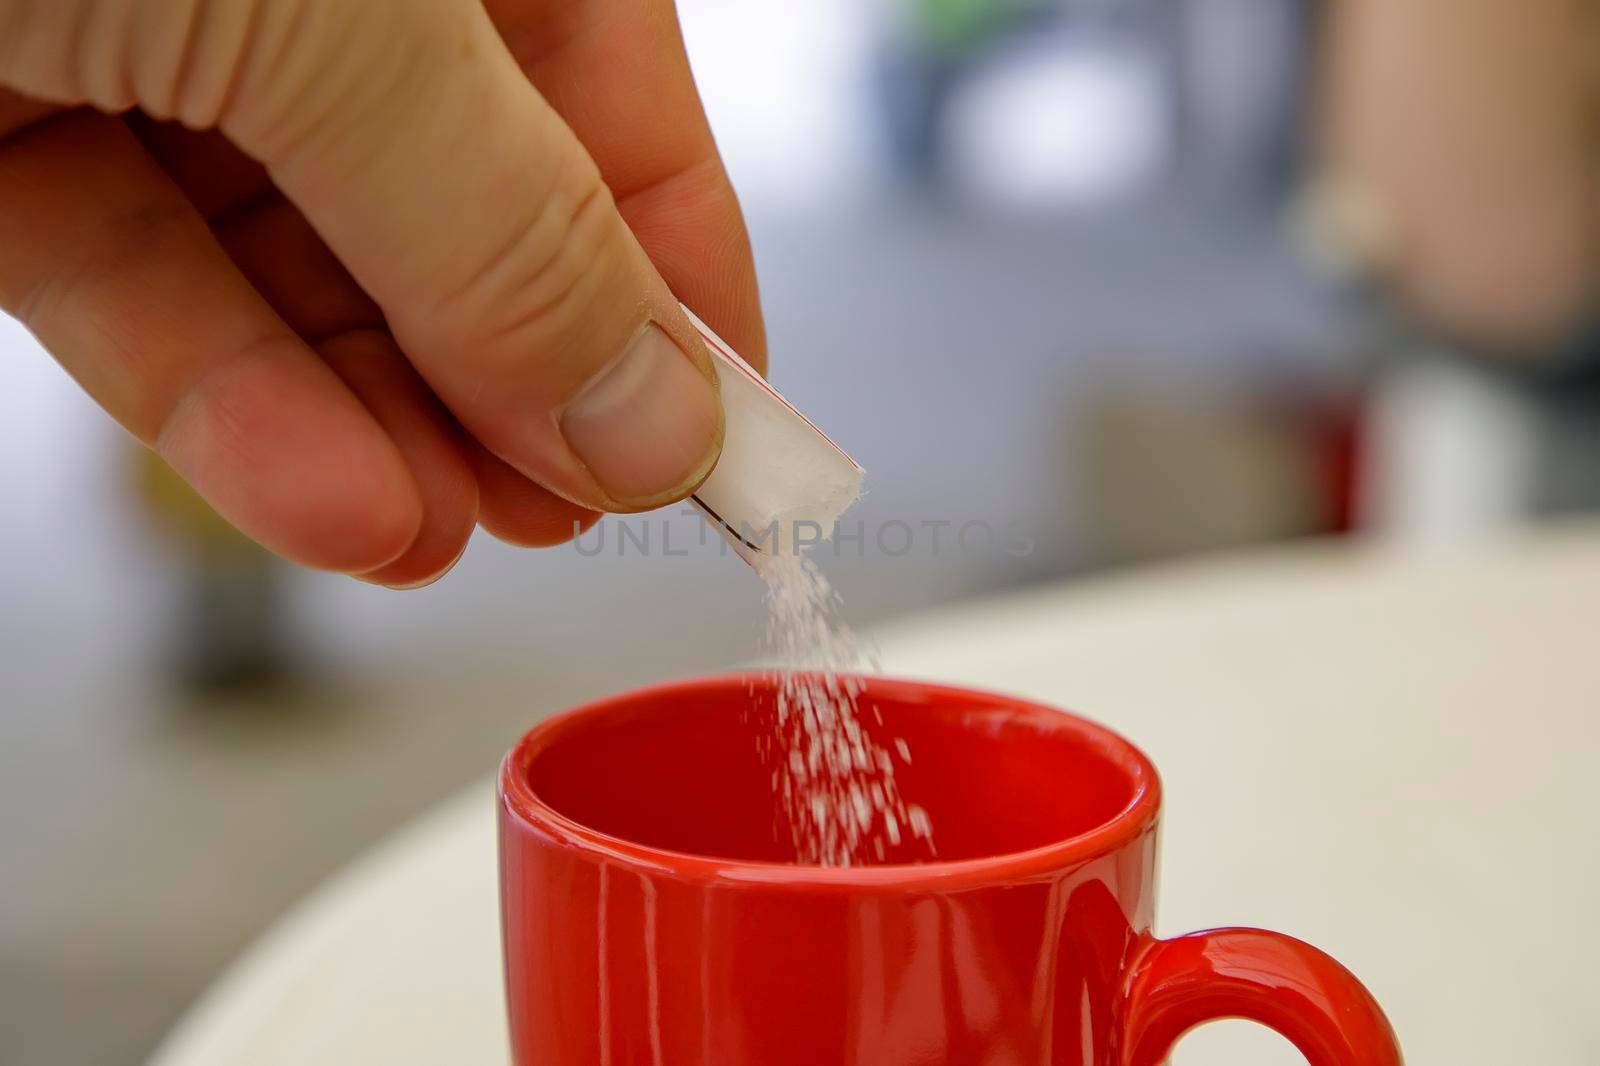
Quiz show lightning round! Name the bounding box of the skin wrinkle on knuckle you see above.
[129,0,201,120]
[162,0,206,121]
[81,0,142,112]
[429,137,577,316]
[198,0,268,130]
[152,328,296,458]
[80,301,175,434]
[220,0,376,166]
[435,162,621,364]
[8,267,65,340]
[211,0,305,148]
[155,363,245,471]
[12,198,198,432]
[147,0,265,129]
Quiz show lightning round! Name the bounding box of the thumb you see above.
[10,0,725,513]
[225,0,726,512]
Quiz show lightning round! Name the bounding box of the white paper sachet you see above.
[681,304,864,565]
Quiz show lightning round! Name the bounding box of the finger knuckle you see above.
[151,0,265,127]
[0,0,280,124]
[438,160,622,356]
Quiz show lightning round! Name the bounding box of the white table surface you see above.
[151,527,1600,1066]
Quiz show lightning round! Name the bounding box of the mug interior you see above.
[513,676,1154,867]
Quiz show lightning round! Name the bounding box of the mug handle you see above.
[1119,927,1403,1066]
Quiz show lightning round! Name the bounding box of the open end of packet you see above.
[681,305,864,566]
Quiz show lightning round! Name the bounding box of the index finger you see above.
[486,0,767,374]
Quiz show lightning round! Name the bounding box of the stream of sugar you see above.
[756,552,934,866]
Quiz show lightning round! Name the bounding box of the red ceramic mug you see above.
[498,675,1402,1065]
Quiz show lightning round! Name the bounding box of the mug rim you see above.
[498,673,1161,891]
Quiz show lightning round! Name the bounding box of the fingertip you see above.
[353,464,478,589]
[159,341,426,574]
[352,481,430,574]
[319,331,482,588]
[359,533,472,591]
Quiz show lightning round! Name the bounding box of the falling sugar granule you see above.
[756,552,934,867]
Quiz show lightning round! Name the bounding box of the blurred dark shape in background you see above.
[1,1,1594,1062]
[135,449,297,695]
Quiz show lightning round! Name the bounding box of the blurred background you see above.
[3,0,1597,1062]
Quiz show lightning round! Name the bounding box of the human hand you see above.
[0,0,764,586]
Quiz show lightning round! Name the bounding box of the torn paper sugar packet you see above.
[681,304,864,566]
